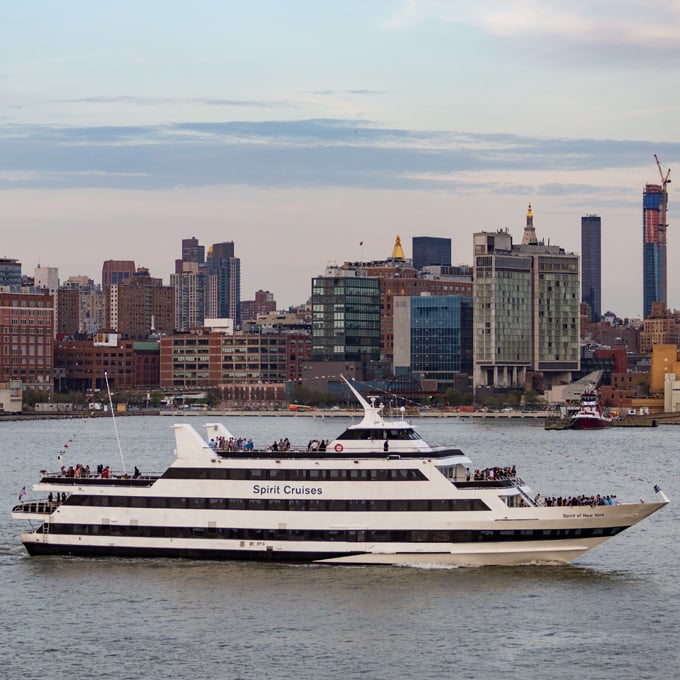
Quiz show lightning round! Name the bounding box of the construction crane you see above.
[654,154,671,310]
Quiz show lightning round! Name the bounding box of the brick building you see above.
[0,288,54,392]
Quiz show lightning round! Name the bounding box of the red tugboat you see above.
[570,389,613,430]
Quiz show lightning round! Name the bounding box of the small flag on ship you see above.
[18,485,26,501]
[653,484,661,493]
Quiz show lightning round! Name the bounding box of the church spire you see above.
[522,203,538,245]
[390,234,405,261]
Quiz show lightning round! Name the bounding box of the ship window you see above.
[307,499,327,511]
[410,499,428,511]
[370,500,388,511]
[390,499,409,511]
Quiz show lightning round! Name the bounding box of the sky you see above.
[3,1,680,318]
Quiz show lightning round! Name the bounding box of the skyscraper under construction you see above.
[643,156,671,319]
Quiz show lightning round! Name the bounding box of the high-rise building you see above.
[34,265,59,337]
[581,215,602,321]
[60,277,104,336]
[311,274,381,362]
[57,288,80,336]
[412,237,452,270]
[0,288,54,392]
[106,268,174,339]
[643,183,668,318]
[473,206,580,391]
[393,295,473,386]
[102,260,136,287]
[171,262,208,332]
[175,236,205,274]
[0,258,22,286]
[206,242,241,324]
[327,236,473,361]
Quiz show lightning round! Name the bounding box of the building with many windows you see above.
[326,237,473,361]
[0,258,22,286]
[206,241,241,325]
[106,268,174,340]
[581,214,602,321]
[54,335,160,392]
[240,290,277,322]
[102,260,136,287]
[412,236,451,271]
[643,183,667,318]
[171,262,208,332]
[159,329,294,399]
[393,294,473,389]
[311,273,381,363]
[0,287,54,392]
[473,206,580,391]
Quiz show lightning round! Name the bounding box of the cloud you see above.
[60,96,295,109]
[383,1,680,59]
[0,118,676,194]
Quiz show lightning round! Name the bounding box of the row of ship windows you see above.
[161,468,428,481]
[44,525,624,542]
[65,496,487,511]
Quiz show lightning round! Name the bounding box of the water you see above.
[1,415,678,679]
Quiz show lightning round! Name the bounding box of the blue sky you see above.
[3,1,680,317]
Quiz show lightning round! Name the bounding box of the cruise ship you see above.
[12,378,668,566]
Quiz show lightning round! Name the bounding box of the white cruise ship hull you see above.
[12,382,669,568]
[18,498,665,566]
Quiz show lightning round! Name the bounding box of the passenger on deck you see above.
[133,466,141,479]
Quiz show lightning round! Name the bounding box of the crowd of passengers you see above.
[537,494,619,507]
[470,466,517,481]
[307,439,330,451]
[57,463,142,479]
[210,436,255,452]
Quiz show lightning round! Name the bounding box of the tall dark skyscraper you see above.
[206,241,241,323]
[175,236,205,274]
[643,183,668,318]
[412,237,451,270]
[581,215,602,321]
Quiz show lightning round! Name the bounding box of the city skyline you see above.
[3,2,680,317]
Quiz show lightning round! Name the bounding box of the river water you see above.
[1,414,678,680]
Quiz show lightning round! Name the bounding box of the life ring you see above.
[334,443,344,452]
